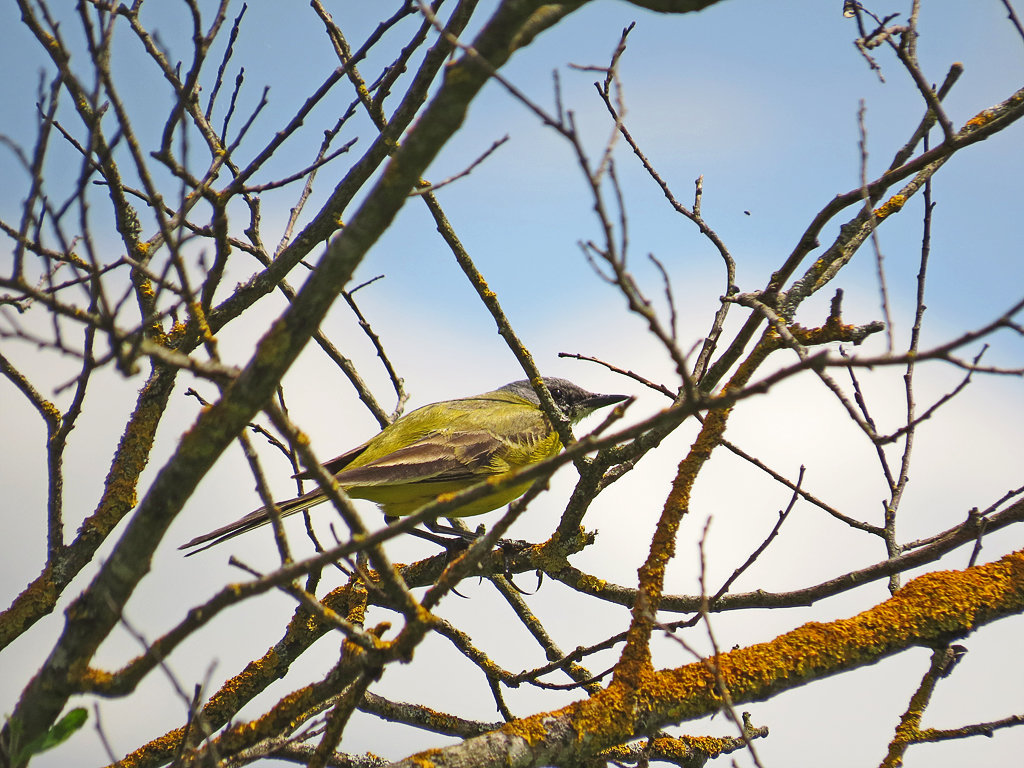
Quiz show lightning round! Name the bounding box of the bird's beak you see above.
[585,392,629,410]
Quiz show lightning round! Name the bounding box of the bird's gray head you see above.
[500,377,628,423]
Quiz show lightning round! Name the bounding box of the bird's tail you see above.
[179,487,329,556]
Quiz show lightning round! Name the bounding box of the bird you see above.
[179,377,627,554]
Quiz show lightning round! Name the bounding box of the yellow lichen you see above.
[576,573,607,593]
[507,713,568,746]
[409,747,442,768]
[873,194,907,220]
[75,667,116,690]
[40,399,62,424]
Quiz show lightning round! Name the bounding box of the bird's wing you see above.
[293,394,529,482]
[331,429,506,487]
[293,442,369,480]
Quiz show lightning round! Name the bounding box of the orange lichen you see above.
[505,713,558,746]
[965,112,993,129]
[959,89,1024,131]
[873,194,907,220]
[409,748,442,768]
[483,550,1024,763]
[567,679,654,744]
[74,667,116,691]
[649,550,1024,722]
[113,727,188,768]
[601,733,734,761]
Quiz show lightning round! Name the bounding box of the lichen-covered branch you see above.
[390,550,1024,768]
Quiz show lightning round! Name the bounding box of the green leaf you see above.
[10,708,88,764]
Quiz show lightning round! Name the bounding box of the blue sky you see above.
[1,2,1023,767]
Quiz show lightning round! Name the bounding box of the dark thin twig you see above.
[1000,0,1024,43]
[558,351,674,398]
[857,101,895,351]
[342,277,407,418]
[489,574,602,694]
[409,135,509,195]
[711,467,803,602]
